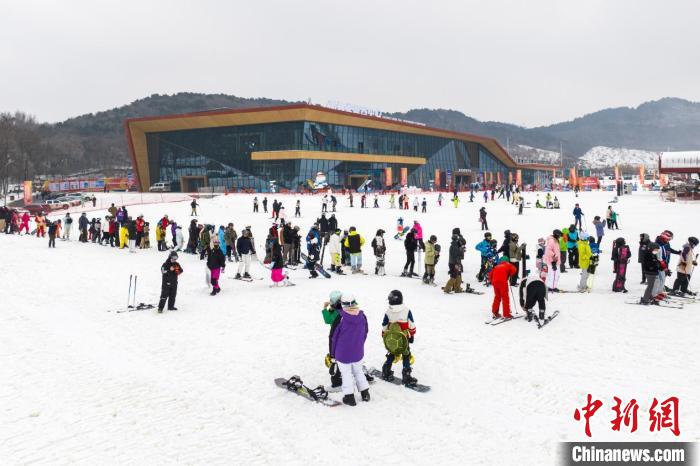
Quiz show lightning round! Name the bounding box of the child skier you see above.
[489,257,517,319]
[475,232,493,282]
[207,238,227,295]
[576,232,592,292]
[423,235,439,285]
[585,236,600,292]
[331,293,370,406]
[544,229,562,292]
[381,290,418,386]
[270,239,291,287]
[329,229,344,274]
[672,236,698,296]
[322,290,344,388]
[641,243,663,305]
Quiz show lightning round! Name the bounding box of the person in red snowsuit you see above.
[19,212,30,234]
[488,257,518,318]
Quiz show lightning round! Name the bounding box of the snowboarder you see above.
[331,293,370,406]
[306,224,321,278]
[611,237,631,293]
[381,290,418,387]
[489,257,517,319]
[158,252,183,312]
[207,239,227,295]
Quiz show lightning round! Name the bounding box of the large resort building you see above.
[125,104,554,192]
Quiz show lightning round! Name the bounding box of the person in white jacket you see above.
[173,226,184,251]
[328,229,343,274]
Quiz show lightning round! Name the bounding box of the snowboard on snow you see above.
[394,226,410,240]
[274,376,341,407]
[366,367,431,393]
[300,252,331,278]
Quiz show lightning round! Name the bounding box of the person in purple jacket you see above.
[331,293,370,406]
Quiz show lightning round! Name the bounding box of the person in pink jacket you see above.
[413,220,424,250]
[543,229,563,291]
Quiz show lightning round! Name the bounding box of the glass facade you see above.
[148,120,505,192]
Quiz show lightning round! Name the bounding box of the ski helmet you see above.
[340,293,357,307]
[329,290,342,304]
[169,251,178,260]
[499,256,510,264]
[689,237,699,247]
[649,242,660,250]
[429,235,437,242]
[388,290,403,306]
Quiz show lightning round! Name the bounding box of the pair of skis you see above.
[111,274,155,313]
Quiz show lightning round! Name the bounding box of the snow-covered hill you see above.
[510,144,561,165]
[579,146,659,168]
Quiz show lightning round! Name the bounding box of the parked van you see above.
[149,182,171,192]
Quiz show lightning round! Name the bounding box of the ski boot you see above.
[381,363,394,382]
[402,368,418,387]
[244,272,251,279]
[360,389,370,402]
[400,270,408,277]
[235,273,242,279]
[539,309,545,321]
[342,394,357,406]
[525,310,533,322]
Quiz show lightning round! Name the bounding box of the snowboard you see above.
[394,226,410,240]
[300,252,332,278]
[366,368,431,393]
[521,243,529,279]
[535,310,559,329]
[274,377,341,407]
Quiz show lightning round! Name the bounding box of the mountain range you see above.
[5,94,700,177]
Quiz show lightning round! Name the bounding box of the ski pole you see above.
[509,280,519,316]
[127,274,132,310]
[132,275,137,308]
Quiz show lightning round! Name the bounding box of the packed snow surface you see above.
[2,191,698,465]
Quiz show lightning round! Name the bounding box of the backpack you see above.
[383,322,409,356]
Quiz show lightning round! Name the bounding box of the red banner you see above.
[384,168,392,187]
[639,166,645,185]
[516,170,522,186]
[434,169,441,187]
[400,168,408,187]
[23,181,32,204]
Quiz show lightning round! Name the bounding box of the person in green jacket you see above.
[577,232,593,292]
[323,291,344,388]
[559,227,569,273]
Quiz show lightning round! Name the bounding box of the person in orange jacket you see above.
[488,256,518,319]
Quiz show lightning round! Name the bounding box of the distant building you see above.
[124,103,554,192]
[659,151,700,174]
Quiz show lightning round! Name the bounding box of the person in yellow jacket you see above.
[343,226,365,273]
[452,195,459,208]
[577,232,593,292]
[155,223,164,251]
[119,224,129,249]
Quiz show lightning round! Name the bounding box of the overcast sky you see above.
[1,0,699,127]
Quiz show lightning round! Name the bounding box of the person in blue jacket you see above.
[567,224,579,269]
[475,232,493,282]
[573,203,584,230]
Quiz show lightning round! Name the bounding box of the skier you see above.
[437,193,443,207]
[294,200,301,217]
[207,238,227,295]
[553,197,560,209]
[199,226,211,260]
[389,193,396,209]
[544,229,562,292]
[611,237,631,293]
[224,223,237,262]
[344,226,365,273]
[607,206,619,230]
[270,239,291,287]
[638,234,651,283]
[421,197,427,213]
[567,225,579,269]
[47,219,60,248]
[489,257,517,319]
[253,196,259,213]
[235,229,254,279]
[577,232,592,292]
[559,228,569,274]
[373,193,379,208]
[671,236,698,296]
[348,192,353,207]
[655,230,679,296]
[381,290,418,387]
[518,198,524,215]
[331,293,370,406]
[329,229,344,274]
[475,232,493,282]
[322,195,328,213]
[190,199,199,216]
[443,228,466,293]
[585,236,600,292]
[403,195,409,210]
[573,203,584,230]
[173,225,183,252]
[413,220,424,251]
[62,213,72,240]
[360,194,366,208]
[640,243,663,305]
[158,252,183,313]
[322,290,344,388]
[423,235,439,285]
[519,266,548,322]
[507,233,525,286]
[331,194,337,212]
[371,229,386,276]
[592,215,605,247]
[452,195,459,208]
[412,197,419,211]
[479,207,488,230]
[19,211,30,234]
[402,228,418,277]
[262,196,268,213]
[78,213,88,242]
